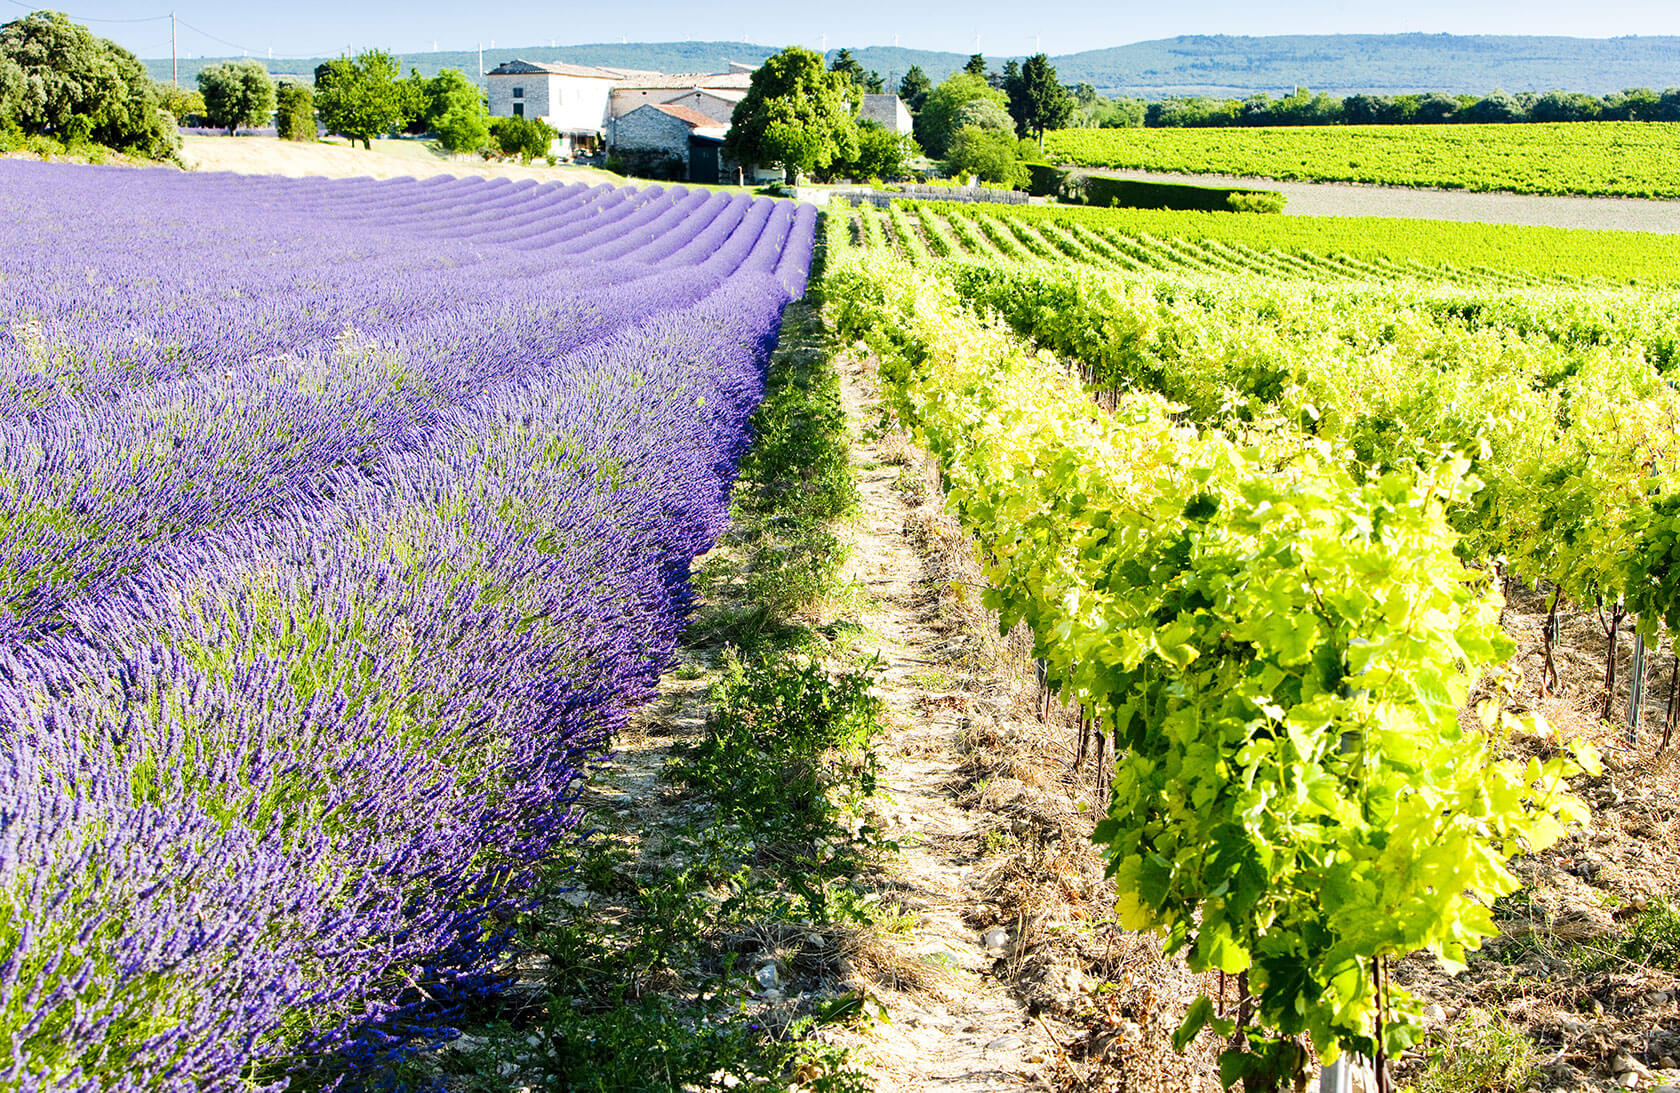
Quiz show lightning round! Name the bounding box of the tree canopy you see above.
[723,45,857,185]
[426,68,489,153]
[197,59,276,135]
[828,49,882,98]
[275,82,314,141]
[913,72,1007,159]
[963,54,988,78]
[898,66,931,113]
[1010,53,1074,147]
[313,49,406,150]
[0,11,176,158]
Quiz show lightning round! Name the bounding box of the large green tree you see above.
[426,68,489,152]
[912,71,1007,158]
[724,45,857,185]
[1013,53,1074,148]
[0,11,175,157]
[196,59,275,135]
[964,53,988,78]
[313,49,406,150]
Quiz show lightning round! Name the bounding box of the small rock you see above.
[1619,1074,1641,1090]
[1614,1052,1638,1074]
[1423,1004,1446,1023]
[1661,1055,1678,1068]
[1653,1086,1679,1093]
[1645,991,1671,1005]
[754,963,780,990]
[986,1035,1026,1052]
[807,934,825,949]
[982,927,1010,951]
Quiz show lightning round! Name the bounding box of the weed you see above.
[1407,1008,1539,1093]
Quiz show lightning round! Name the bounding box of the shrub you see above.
[488,114,556,163]
[1227,189,1286,213]
[275,83,314,141]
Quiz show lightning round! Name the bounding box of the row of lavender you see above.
[0,162,816,1090]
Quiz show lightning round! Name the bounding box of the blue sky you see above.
[9,0,1680,60]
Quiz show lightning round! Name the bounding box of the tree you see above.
[1013,53,1074,148]
[945,124,1025,186]
[314,49,406,150]
[275,82,314,141]
[426,68,490,153]
[396,67,428,134]
[828,49,882,98]
[0,11,176,158]
[1462,92,1521,123]
[913,71,1007,158]
[488,114,555,162]
[898,65,931,113]
[964,53,988,78]
[832,120,918,181]
[155,83,205,125]
[197,59,276,135]
[723,45,857,185]
[953,97,1014,137]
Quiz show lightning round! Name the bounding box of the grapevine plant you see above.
[824,239,1595,1088]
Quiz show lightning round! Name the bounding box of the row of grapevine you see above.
[821,233,1593,1086]
[929,259,1680,733]
[841,198,1680,285]
[0,163,814,1090]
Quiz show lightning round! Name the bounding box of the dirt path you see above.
[821,354,1061,1091]
[1084,167,1680,234]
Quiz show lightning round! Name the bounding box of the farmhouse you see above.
[484,60,620,158]
[485,60,753,163]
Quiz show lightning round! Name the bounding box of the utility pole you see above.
[171,12,177,87]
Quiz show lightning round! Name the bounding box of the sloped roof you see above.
[650,103,721,128]
[614,71,755,90]
[486,59,621,80]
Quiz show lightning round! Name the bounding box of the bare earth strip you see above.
[1084,168,1680,234]
[178,134,623,185]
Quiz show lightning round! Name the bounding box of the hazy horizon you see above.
[5,0,1678,64]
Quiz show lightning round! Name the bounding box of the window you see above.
[513,103,524,117]
[512,86,524,98]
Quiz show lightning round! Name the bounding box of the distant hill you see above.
[146,34,1680,98]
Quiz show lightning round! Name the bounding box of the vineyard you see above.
[828,197,1680,1088]
[1045,121,1680,199]
[5,157,1676,1092]
[0,161,814,1090]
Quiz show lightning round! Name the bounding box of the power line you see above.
[2,0,169,20]
[174,15,253,55]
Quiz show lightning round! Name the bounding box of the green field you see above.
[1045,121,1680,199]
[896,201,1680,285]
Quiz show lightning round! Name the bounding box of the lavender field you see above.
[0,162,815,1090]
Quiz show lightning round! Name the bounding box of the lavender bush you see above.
[0,162,814,1090]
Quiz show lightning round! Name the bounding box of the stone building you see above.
[609,103,728,182]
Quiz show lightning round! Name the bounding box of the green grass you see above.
[1046,121,1680,199]
[1405,1008,1540,1093]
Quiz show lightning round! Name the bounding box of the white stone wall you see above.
[488,73,612,133]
